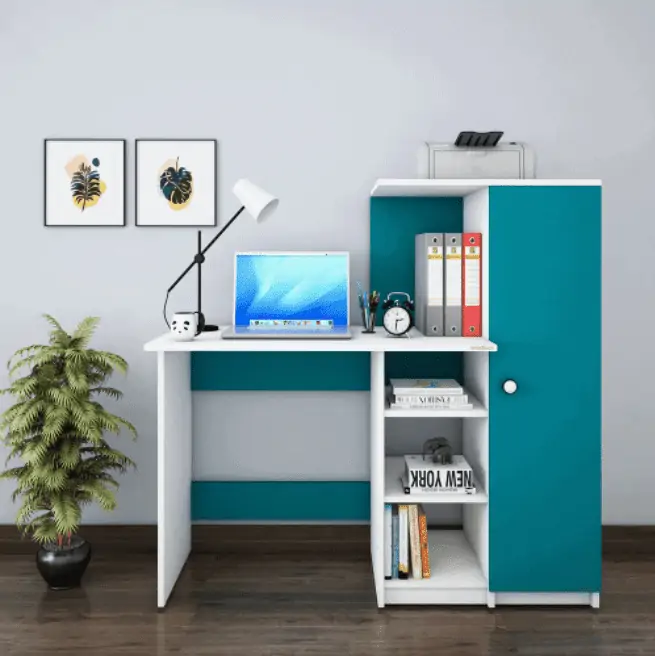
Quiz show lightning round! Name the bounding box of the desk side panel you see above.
[158,351,192,608]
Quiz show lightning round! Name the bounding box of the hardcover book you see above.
[392,508,399,579]
[384,504,392,580]
[418,505,431,579]
[408,504,422,579]
[403,455,476,494]
[398,505,409,579]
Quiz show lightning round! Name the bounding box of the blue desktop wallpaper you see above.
[234,254,349,326]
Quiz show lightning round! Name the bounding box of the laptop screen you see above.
[234,252,349,327]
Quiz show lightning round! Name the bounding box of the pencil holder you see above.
[362,309,377,333]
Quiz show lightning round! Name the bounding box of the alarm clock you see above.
[382,292,414,337]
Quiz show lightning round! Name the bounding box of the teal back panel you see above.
[489,186,601,592]
[370,197,462,326]
[192,352,370,390]
[192,481,370,521]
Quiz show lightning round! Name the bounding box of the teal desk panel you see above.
[192,352,370,390]
[370,197,463,325]
[385,352,462,383]
[489,186,601,592]
[192,481,370,521]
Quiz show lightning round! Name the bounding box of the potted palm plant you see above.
[0,316,137,589]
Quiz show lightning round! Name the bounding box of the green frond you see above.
[78,481,117,511]
[90,386,123,400]
[72,316,100,349]
[89,351,128,375]
[52,495,81,534]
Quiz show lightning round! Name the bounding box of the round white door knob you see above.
[503,380,518,394]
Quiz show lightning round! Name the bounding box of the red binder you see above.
[462,233,482,337]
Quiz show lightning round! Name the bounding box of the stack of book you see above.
[384,503,430,581]
[388,378,472,410]
[401,454,477,495]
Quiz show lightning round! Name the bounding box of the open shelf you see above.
[384,456,487,504]
[384,392,487,418]
[385,530,487,605]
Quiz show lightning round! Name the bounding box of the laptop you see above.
[221,252,352,339]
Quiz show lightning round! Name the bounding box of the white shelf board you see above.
[384,457,487,505]
[384,392,487,418]
[144,328,498,353]
[385,530,487,605]
[371,178,602,198]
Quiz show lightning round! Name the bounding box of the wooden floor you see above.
[1,552,655,656]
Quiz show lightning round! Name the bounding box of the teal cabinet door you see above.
[489,186,601,592]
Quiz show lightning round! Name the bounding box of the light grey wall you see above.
[1,0,653,525]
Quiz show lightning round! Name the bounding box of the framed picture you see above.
[44,139,126,227]
[136,139,217,227]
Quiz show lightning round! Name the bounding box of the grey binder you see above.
[444,233,462,336]
[415,233,444,336]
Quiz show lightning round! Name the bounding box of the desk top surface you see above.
[144,328,498,353]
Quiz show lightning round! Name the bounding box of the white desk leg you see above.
[370,351,385,608]
[157,351,192,609]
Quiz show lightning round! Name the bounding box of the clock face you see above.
[383,306,412,336]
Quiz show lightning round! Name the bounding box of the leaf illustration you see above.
[160,157,193,206]
[71,163,102,212]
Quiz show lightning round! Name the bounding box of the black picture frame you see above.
[135,138,218,228]
[44,138,127,228]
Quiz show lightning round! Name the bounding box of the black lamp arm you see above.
[166,205,246,295]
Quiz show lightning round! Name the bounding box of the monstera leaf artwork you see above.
[69,157,105,211]
[159,156,193,210]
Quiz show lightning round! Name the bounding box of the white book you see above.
[384,504,392,580]
[390,379,463,396]
[404,455,476,493]
[398,505,409,579]
[392,395,473,410]
[401,471,477,495]
[394,393,469,405]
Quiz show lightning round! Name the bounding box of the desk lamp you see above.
[164,179,278,332]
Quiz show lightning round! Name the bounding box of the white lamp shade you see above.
[232,179,278,223]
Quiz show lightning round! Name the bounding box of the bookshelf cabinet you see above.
[369,179,601,608]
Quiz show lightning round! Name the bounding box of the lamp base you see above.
[202,324,219,332]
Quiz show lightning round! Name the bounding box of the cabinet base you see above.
[494,592,600,607]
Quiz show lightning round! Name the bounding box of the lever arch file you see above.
[463,233,482,336]
[415,233,444,336]
[444,233,462,336]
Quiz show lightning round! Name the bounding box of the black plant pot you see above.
[36,537,91,590]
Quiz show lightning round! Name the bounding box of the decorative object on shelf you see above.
[44,139,126,227]
[422,437,453,464]
[163,179,278,333]
[356,283,379,333]
[170,311,201,341]
[136,139,217,227]
[0,316,137,589]
[382,292,414,337]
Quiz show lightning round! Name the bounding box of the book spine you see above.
[392,510,399,579]
[418,506,431,579]
[398,505,409,579]
[384,504,392,580]
[394,393,469,405]
[408,504,422,579]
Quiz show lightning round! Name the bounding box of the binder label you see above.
[464,246,481,307]
[445,246,462,306]
[427,246,443,306]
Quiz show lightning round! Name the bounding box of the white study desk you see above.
[144,328,497,608]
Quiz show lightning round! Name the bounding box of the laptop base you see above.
[222,326,352,340]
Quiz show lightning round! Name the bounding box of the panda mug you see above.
[170,312,201,341]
